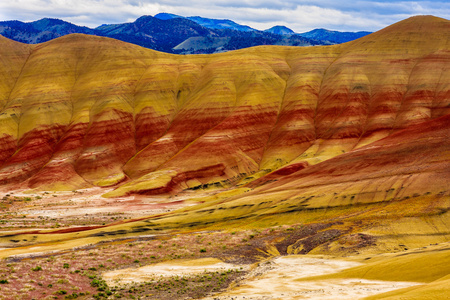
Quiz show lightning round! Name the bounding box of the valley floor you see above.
[0,188,192,233]
[0,189,449,299]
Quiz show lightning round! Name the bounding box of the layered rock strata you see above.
[0,16,448,197]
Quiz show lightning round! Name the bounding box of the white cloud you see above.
[0,0,448,31]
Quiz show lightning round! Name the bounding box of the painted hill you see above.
[0,18,449,299]
[0,15,448,200]
[0,15,449,300]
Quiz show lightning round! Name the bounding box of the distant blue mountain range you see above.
[298,28,372,44]
[154,13,255,32]
[154,13,371,43]
[0,14,372,54]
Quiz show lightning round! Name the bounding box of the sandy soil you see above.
[0,187,195,232]
[103,257,247,285]
[206,256,420,299]
[101,255,419,300]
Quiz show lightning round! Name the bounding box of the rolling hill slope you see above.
[0,16,448,300]
[0,21,447,297]
[0,16,448,197]
[0,16,448,255]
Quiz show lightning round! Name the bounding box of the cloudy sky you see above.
[0,0,449,32]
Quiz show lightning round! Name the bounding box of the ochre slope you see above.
[0,15,448,197]
[231,114,450,222]
[0,114,448,254]
[0,36,32,166]
[296,244,450,300]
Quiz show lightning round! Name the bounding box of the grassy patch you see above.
[106,269,245,299]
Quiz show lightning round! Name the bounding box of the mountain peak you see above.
[265,25,295,35]
[298,28,371,44]
[186,16,255,32]
[154,12,182,20]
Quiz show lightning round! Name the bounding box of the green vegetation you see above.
[55,290,67,295]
